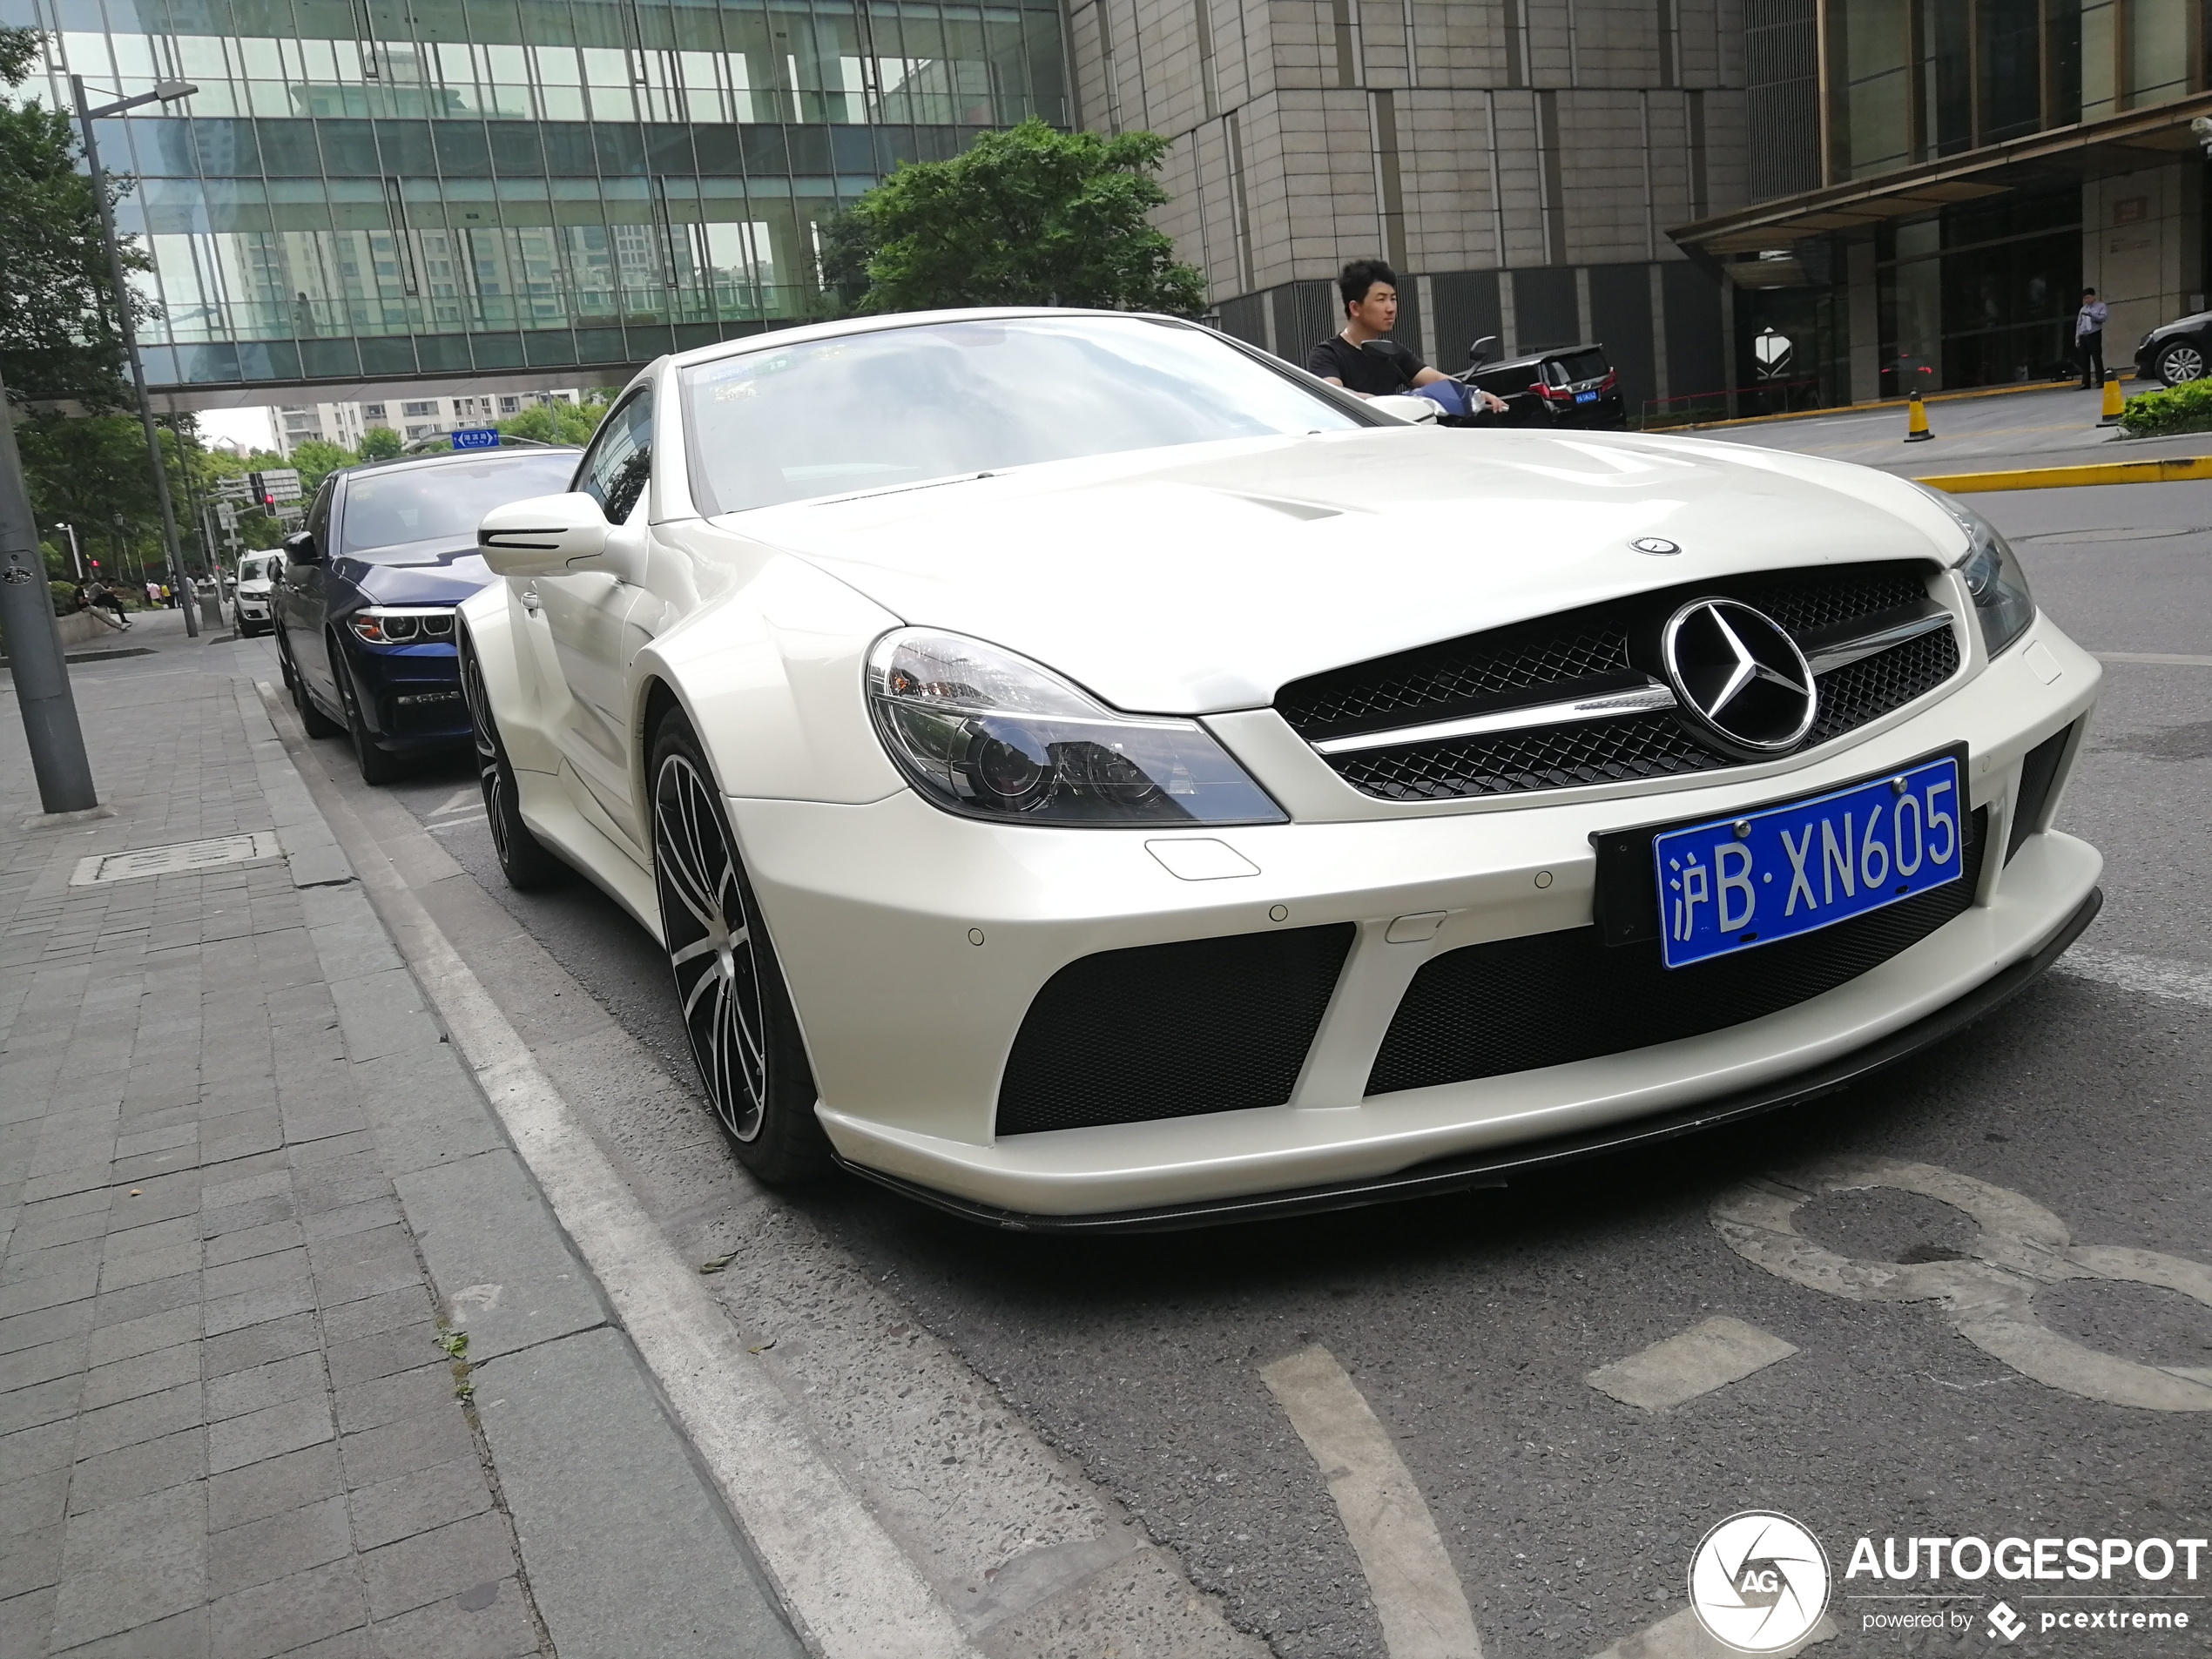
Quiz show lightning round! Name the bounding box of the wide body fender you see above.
[456,583,564,776]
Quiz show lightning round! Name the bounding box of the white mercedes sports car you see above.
[457,307,2101,1231]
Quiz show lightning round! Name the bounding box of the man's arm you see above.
[1411,363,1509,412]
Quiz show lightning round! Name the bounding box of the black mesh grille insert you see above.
[1281,562,1959,800]
[995,924,1355,1136]
[1367,809,1987,1096]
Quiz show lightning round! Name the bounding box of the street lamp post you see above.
[52,522,84,581]
[69,73,199,638]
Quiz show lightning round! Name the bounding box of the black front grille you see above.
[995,924,1354,1136]
[1367,809,1987,1096]
[1282,562,1959,799]
[2006,722,2075,863]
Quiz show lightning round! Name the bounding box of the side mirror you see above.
[281,530,320,565]
[477,492,610,577]
[1469,335,1500,367]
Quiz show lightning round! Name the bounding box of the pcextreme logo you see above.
[1688,1512,1832,1653]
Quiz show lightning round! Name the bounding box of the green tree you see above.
[497,395,610,447]
[357,425,403,461]
[0,26,154,405]
[844,119,1205,317]
[287,437,356,496]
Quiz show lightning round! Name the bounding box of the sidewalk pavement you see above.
[0,610,797,1656]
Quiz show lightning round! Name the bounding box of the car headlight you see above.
[1917,488,2035,659]
[347,606,457,644]
[866,629,1285,826]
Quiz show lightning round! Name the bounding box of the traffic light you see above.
[247,470,273,509]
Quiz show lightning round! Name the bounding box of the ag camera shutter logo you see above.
[1689,1511,1832,1653]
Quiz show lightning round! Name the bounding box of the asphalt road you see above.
[265,469,2210,1659]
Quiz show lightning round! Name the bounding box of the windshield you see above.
[681,314,1366,516]
[1549,347,1610,386]
[340,454,578,556]
[237,556,275,583]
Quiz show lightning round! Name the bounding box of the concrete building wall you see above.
[1074,0,1749,412]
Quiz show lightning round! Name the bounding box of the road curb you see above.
[1913,455,2212,492]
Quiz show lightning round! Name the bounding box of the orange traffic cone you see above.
[1903,392,1934,442]
[2097,367,2125,428]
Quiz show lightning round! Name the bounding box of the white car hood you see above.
[720,428,1964,715]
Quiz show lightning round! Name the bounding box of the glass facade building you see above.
[6,0,1068,394]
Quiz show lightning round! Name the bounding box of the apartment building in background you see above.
[272,387,583,455]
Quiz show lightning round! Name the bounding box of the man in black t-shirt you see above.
[1307,260,1507,412]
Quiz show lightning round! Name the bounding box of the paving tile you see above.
[85,1305,198,1370]
[201,1312,320,1379]
[207,1555,367,1659]
[203,1279,316,1339]
[48,1602,210,1657]
[334,1365,453,1437]
[206,1350,327,1424]
[0,1464,71,1539]
[97,1241,202,1294]
[0,1582,56,1657]
[65,1429,205,1515]
[201,1247,309,1302]
[326,1323,442,1391]
[0,1298,96,1359]
[368,1575,539,1659]
[201,1217,304,1270]
[206,1492,354,1598]
[320,1285,434,1347]
[207,1393,335,1475]
[0,1517,62,1598]
[360,1510,518,1622]
[91,1271,204,1330]
[49,1479,206,1650]
[206,1442,346,1534]
[345,1456,491,1553]
[0,1333,88,1394]
[0,1418,77,1484]
[0,1371,84,1436]
[74,1380,203,1461]
[82,1341,201,1413]
[335,1406,475,1488]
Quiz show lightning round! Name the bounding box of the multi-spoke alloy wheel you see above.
[458,625,564,889]
[651,715,826,1181]
[2160,342,2205,385]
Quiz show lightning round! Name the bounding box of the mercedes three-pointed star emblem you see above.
[1661,597,1818,754]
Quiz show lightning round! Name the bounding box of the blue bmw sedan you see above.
[274,446,580,782]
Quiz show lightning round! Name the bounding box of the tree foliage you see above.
[496,394,610,447]
[0,26,155,406]
[842,120,1205,317]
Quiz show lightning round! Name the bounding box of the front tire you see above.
[282,630,344,737]
[334,644,404,786]
[651,712,828,1184]
[458,624,566,890]
[2158,341,2206,386]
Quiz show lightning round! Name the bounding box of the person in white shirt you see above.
[2075,288,2108,388]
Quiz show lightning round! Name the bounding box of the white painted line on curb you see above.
[253,683,978,1659]
[1261,1345,1483,1659]
[2058,947,2212,1011]
[1587,1605,1838,1658]
[2094,651,2212,667]
[1584,1317,1797,1413]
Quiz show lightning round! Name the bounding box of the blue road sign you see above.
[452,427,500,450]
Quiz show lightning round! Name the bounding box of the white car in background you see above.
[456,308,2102,1231]
[233,551,281,637]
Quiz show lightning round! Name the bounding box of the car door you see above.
[536,390,655,852]
[281,480,340,706]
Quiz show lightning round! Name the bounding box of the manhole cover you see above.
[71,832,282,887]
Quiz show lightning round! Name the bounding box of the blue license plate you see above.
[1575,390,1598,403]
[1653,755,1965,968]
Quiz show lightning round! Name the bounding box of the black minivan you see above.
[1465,341,1629,429]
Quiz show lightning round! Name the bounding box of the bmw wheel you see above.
[2158,341,2206,386]
[458,625,565,890]
[651,711,828,1183]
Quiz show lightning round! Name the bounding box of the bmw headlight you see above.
[866,629,1285,826]
[1918,487,2035,659]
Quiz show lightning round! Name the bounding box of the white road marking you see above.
[1584,1317,1797,1413]
[1588,1605,1838,1658]
[431,786,483,816]
[2057,946,2212,1010]
[1712,1156,2212,1412]
[1261,1345,1483,1659]
[253,684,980,1659]
[425,813,489,833]
[2094,651,2212,666]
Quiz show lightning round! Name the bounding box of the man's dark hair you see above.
[1339,259,1398,314]
[2082,287,2098,297]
